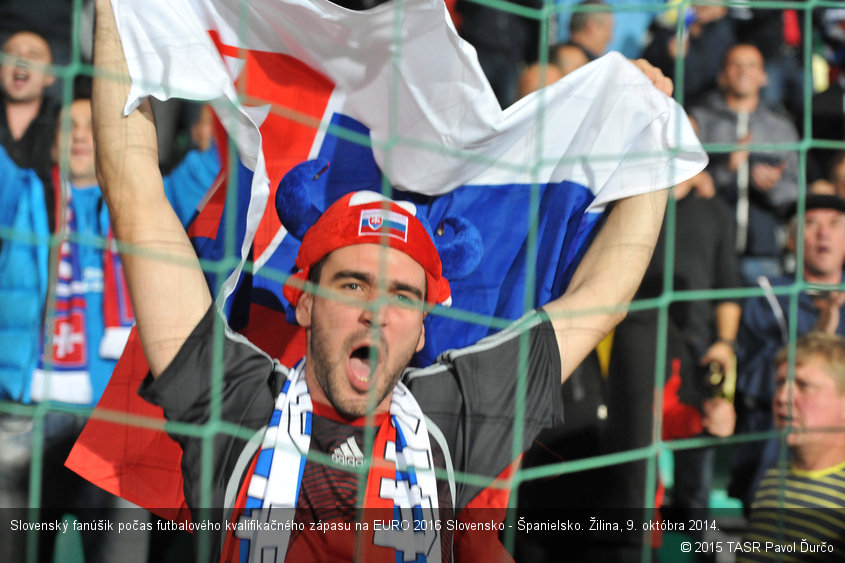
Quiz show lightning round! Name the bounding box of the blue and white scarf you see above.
[227,361,442,562]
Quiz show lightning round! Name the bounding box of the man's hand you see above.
[700,340,735,376]
[751,161,785,192]
[814,291,845,334]
[691,170,716,198]
[728,132,751,172]
[631,58,673,97]
[702,397,736,438]
[674,170,716,200]
[666,36,688,61]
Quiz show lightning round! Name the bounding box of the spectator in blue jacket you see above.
[0,91,219,563]
[731,194,845,511]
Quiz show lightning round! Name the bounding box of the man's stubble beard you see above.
[307,320,416,419]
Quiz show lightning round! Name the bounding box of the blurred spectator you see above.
[731,194,845,511]
[690,44,799,285]
[811,8,845,182]
[0,119,49,411]
[549,42,590,76]
[809,151,845,197]
[555,0,655,59]
[516,42,591,101]
[0,86,217,561]
[516,62,564,100]
[738,332,845,560]
[819,8,845,76]
[0,30,60,227]
[642,4,736,106]
[566,0,614,61]
[456,0,542,107]
[811,74,845,182]
[151,99,206,175]
[190,103,215,152]
[160,104,221,225]
[731,6,812,123]
[0,0,76,97]
[0,93,145,563]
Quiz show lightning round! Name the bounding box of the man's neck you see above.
[4,98,42,140]
[570,35,599,59]
[805,271,843,286]
[724,92,759,114]
[792,443,845,472]
[70,177,99,190]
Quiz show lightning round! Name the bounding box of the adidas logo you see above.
[332,436,365,467]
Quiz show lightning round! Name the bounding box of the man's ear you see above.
[786,235,795,254]
[295,292,313,328]
[415,321,425,353]
[838,395,845,424]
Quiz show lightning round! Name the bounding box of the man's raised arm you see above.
[94,0,211,377]
[543,189,668,382]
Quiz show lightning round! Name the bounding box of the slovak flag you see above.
[359,209,408,241]
[67,0,706,524]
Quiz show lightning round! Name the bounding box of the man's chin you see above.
[333,400,376,421]
[330,385,387,420]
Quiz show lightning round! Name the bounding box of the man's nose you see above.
[774,381,793,406]
[358,296,388,327]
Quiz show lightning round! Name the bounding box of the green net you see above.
[2,0,845,562]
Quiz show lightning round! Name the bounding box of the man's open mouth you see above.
[12,68,29,84]
[349,345,378,386]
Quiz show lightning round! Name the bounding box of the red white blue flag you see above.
[68,0,707,524]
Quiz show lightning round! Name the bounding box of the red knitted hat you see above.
[282,191,451,307]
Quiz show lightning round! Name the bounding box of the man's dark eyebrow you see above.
[331,270,425,301]
[331,270,372,285]
[393,282,425,302]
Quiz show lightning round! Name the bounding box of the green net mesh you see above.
[2,0,845,562]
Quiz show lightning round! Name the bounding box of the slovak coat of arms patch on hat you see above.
[359,209,409,242]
